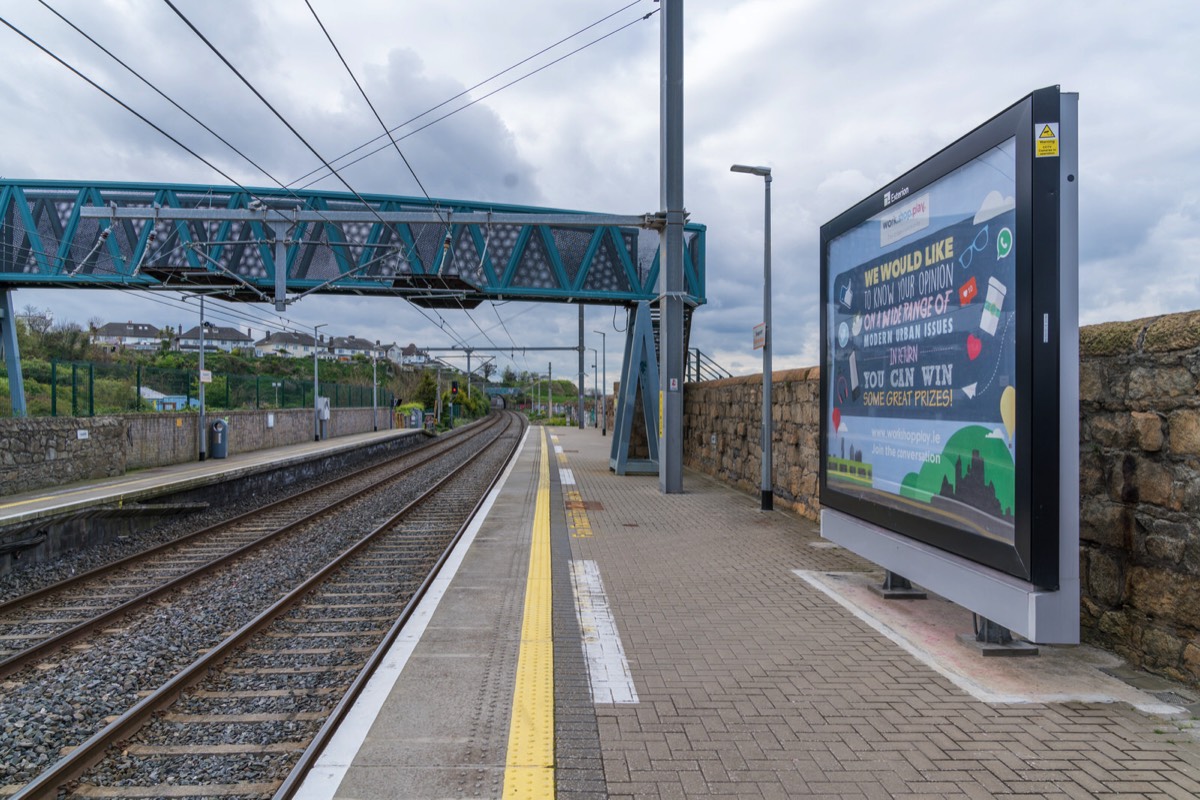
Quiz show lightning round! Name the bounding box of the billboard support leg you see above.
[957,616,1039,657]
[870,571,927,601]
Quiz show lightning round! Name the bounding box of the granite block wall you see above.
[680,309,1200,683]
[0,407,391,496]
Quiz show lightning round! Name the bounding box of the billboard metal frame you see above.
[818,87,1079,643]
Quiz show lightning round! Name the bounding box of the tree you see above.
[502,365,518,385]
[414,370,438,409]
[20,305,53,337]
[481,361,497,382]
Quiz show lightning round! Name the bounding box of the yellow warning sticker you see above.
[1035,122,1059,158]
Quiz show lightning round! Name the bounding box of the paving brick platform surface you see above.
[551,427,1200,799]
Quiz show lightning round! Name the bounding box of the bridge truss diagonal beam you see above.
[0,180,706,310]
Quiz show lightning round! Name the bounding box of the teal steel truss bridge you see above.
[0,180,706,309]
[0,179,706,475]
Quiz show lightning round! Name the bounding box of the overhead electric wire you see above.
[33,0,284,196]
[0,14,270,207]
[288,0,648,188]
[304,0,503,353]
[160,1,413,235]
[302,0,442,217]
[10,0,463,344]
[1,6,420,316]
[161,0,478,349]
[294,5,662,191]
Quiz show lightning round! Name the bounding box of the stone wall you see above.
[683,369,821,519]
[680,309,1200,684]
[1,407,393,496]
[1078,310,1200,683]
[0,417,127,494]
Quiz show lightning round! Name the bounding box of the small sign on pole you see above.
[199,369,213,383]
[752,322,766,350]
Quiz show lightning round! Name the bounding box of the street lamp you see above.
[198,295,208,461]
[587,347,599,429]
[371,340,380,432]
[272,381,281,406]
[592,330,606,436]
[313,323,326,441]
[731,163,773,511]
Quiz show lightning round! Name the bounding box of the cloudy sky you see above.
[2,0,1197,386]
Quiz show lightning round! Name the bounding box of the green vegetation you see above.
[0,309,420,418]
[1,307,590,425]
[899,424,1015,516]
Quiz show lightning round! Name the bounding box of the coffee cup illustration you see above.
[980,277,1006,336]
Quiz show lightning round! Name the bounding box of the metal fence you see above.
[0,360,393,417]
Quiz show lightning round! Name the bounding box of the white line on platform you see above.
[291,426,533,800]
[570,560,639,705]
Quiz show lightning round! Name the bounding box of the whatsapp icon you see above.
[997,227,1013,259]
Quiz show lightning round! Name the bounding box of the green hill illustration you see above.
[899,425,1014,518]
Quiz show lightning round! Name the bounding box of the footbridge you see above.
[0,179,707,472]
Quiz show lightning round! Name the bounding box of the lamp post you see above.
[313,323,326,441]
[731,163,773,511]
[272,381,281,406]
[592,330,606,436]
[371,340,380,432]
[198,295,207,461]
[587,347,599,428]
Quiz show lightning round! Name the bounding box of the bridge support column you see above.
[610,302,659,475]
[1,288,27,417]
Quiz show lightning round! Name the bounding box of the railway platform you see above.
[296,424,1200,799]
[0,427,426,531]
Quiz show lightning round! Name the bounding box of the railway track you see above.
[0,414,501,678]
[0,412,527,799]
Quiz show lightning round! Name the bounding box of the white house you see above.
[92,321,162,351]
[329,335,379,361]
[256,331,319,358]
[177,324,253,353]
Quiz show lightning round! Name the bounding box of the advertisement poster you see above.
[824,137,1017,546]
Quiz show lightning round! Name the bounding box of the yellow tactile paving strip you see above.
[501,428,555,799]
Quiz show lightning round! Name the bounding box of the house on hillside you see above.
[92,321,162,351]
[176,323,253,353]
[329,335,379,361]
[399,342,430,367]
[256,330,322,358]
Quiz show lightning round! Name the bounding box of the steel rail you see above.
[0,417,490,618]
[0,415,501,681]
[274,412,527,798]
[10,411,522,800]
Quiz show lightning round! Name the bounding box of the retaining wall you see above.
[680,309,1200,684]
[0,407,393,496]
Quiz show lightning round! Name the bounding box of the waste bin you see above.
[208,418,228,459]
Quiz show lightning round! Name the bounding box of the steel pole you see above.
[762,174,773,510]
[198,295,207,461]
[594,330,606,436]
[731,164,773,510]
[659,0,685,493]
[313,323,325,441]
[578,305,585,429]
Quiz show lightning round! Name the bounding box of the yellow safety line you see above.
[502,427,555,799]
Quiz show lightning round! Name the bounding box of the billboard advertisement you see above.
[820,87,1065,589]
